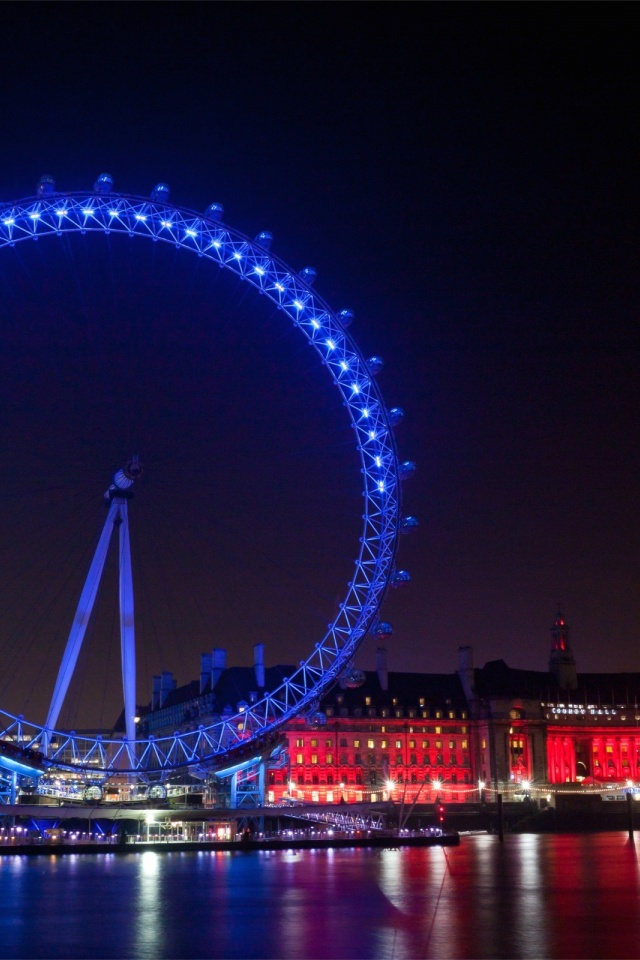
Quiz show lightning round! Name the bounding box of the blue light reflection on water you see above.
[2,835,640,959]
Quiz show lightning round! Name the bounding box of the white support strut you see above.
[45,458,142,738]
[118,502,136,742]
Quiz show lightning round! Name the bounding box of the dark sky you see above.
[0,3,638,728]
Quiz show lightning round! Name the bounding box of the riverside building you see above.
[137,615,640,806]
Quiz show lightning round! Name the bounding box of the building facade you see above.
[137,616,640,805]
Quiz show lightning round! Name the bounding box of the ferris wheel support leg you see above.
[45,500,120,733]
[118,502,137,743]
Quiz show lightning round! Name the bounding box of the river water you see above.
[1,833,639,959]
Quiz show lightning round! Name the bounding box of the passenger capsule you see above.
[390,570,412,586]
[343,668,366,689]
[398,460,417,480]
[400,515,419,533]
[205,202,224,221]
[306,710,327,728]
[367,356,384,375]
[337,308,354,328]
[93,173,114,195]
[299,266,317,285]
[36,174,56,198]
[371,621,394,639]
[254,230,273,249]
[388,407,405,427]
[151,182,170,202]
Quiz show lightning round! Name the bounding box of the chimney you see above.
[200,652,213,694]
[457,645,476,705]
[254,643,265,689]
[159,670,176,707]
[152,675,161,711]
[376,647,388,691]
[212,647,226,687]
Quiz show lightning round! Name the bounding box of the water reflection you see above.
[3,835,640,958]
[134,851,163,960]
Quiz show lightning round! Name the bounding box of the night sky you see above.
[0,4,638,729]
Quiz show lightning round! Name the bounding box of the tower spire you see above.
[549,611,577,690]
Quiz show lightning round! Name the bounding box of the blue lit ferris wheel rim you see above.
[0,187,403,774]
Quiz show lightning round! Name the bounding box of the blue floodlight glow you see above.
[0,183,412,777]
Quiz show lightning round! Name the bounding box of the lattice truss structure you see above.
[0,176,415,777]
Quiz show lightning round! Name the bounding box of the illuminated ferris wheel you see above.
[0,174,416,777]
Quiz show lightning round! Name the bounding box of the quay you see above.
[0,831,460,857]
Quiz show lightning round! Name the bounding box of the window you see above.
[327,791,334,802]
[395,754,403,766]
[436,711,442,719]
[340,754,347,764]
[409,739,416,748]
[368,754,376,765]
[355,754,362,765]
[436,740,442,749]
[367,739,375,749]
[435,726,441,734]
[297,773,304,784]
[462,726,468,734]
[449,741,455,750]
[325,739,332,748]
[327,773,334,784]
[410,754,417,765]
[268,790,275,803]
[312,791,319,802]
[461,740,468,749]
[326,754,333,765]
[481,739,487,749]
[395,710,403,718]
[449,711,455,719]
[311,739,318,748]
[311,754,318,764]
[419,698,425,707]
[295,738,304,748]
[395,740,402,749]
[354,739,361,748]
[422,740,429,748]
[340,738,348,747]
[296,753,303,764]
[365,696,371,706]
[312,774,319,785]
[381,739,388,749]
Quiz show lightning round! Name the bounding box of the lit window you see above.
[435,726,442,735]
[381,739,387,749]
[395,740,402,749]
[296,753,303,764]
[354,739,360,748]
[296,738,304,748]
[367,739,375,749]
[311,754,318,765]
[326,754,333,765]
[365,696,371,706]
[311,739,318,747]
